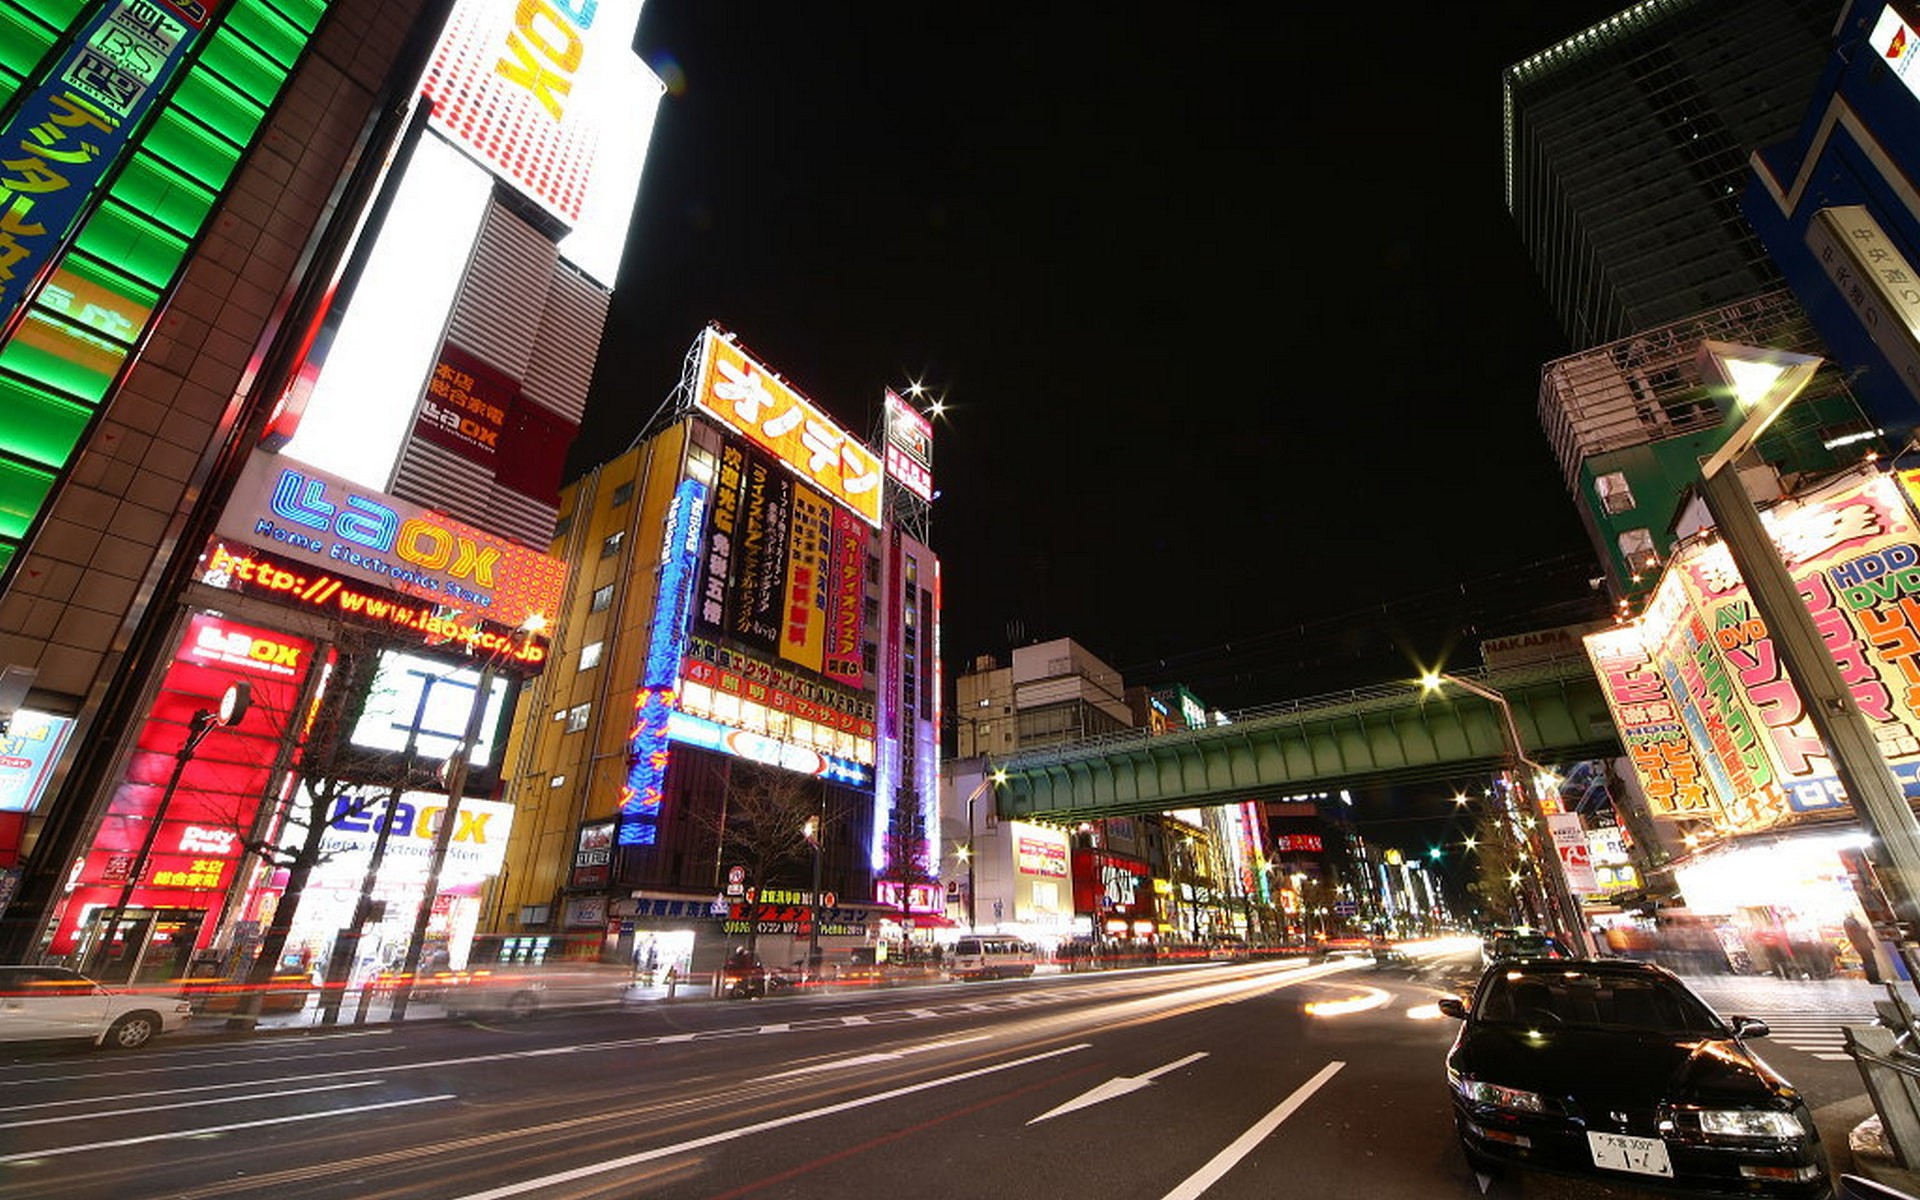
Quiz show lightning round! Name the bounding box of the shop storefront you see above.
[1656,827,1884,979]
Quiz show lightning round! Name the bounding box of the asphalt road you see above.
[0,946,1884,1200]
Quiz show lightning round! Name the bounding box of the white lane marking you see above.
[444,1043,1093,1200]
[907,1008,939,1018]
[1157,1061,1345,1200]
[757,1024,791,1034]
[657,1034,696,1043]
[1030,1052,1209,1124]
[0,1094,454,1164]
[842,1015,870,1026]
[767,1035,992,1079]
[0,1080,382,1129]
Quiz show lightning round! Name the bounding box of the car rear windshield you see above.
[1477,971,1720,1034]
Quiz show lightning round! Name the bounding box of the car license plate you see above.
[1588,1132,1673,1177]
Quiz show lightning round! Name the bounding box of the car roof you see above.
[1489,957,1676,981]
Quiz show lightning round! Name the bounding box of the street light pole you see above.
[1423,672,1590,956]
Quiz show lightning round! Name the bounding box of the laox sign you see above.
[270,467,500,586]
[497,0,599,121]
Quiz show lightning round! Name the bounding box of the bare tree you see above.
[224,638,429,1028]
[701,762,824,955]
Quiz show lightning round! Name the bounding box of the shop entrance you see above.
[76,907,204,985]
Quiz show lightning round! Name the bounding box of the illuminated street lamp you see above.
[1691,343,1920,973]
[1420,671,1589,956]
[92,681,251,982]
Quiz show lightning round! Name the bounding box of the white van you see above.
[948,935,1037,980]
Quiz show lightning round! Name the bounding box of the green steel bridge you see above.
[990,655,1622,824]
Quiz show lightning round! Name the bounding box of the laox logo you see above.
[497,0,599,122]
[196,625,301,669]
[270,468,500,586]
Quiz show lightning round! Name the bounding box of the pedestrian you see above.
[1845,915,1883,984]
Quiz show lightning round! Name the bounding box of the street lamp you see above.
[1692,341,1920,973]
[1420,671,1590,955]
[92,681,251,982]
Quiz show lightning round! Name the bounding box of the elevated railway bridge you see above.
[986,655,1621,824]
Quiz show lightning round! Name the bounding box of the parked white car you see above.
[0,965,195,1049]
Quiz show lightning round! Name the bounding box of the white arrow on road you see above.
[1028,1052,1208,1124]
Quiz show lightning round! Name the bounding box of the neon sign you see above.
[665,710,869,785]
[693,329,883,527]
[619,478,706,845]
[217,450,565,629]
[200,542,548,665]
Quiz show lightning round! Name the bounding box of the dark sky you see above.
[575,2,1633,716]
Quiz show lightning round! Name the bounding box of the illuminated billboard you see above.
[311,789,514,882]
[692,329,884,527]
[1584,623,1724,820]
[420,0,649,229]
[0,0,218,333]
[883,390,934,502]
[198,541,548,667]
[347,648,515,778]
[0,711,74,814]
[216,450,566,633]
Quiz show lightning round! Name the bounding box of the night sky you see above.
[574,3,1634,721]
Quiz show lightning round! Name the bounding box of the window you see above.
[1618,528,1659,571]
[591,584,614,612]
[601,531,624,559]
[610,481,634,508]
[549,775,566,788]
[552,513,572,539]
[579,641,603,671]
[565,703,591,733]
[1595,471,1636,515]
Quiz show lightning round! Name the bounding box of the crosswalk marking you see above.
[1745,1012,1874,1062]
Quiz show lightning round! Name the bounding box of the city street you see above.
[0,945,1892,1200]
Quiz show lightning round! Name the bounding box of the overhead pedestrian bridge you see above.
[990,656,1621,824]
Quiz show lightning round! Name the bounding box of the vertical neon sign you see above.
[618,477,705,846]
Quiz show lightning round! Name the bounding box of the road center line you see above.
[1158,1061,1346,1200]
[0,1080,381,1130]
[444,1043,1093,1200]
[0,1094,455,1164]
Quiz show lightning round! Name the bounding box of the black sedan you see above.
[1439,958,1831,1197]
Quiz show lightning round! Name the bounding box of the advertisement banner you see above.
[695,440,746,639]
[679,637,877,740]
[1547,813,1601,895]
[778,484,831,673]
[728,448,791,654]
[1646,552,1789,832]
[1584,624,1724,819]
[413,341,515,470]
[1681,470,1920,816]
[0,0,218,330]
[883,389,934,502]
[1016,833,1070,878]
[420,0,645,225]
[692,329,883,526]
[824,505,868,686]
[0,711,75,814]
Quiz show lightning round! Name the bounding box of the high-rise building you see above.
[0,0,663,988]
[490,327,945,978]
[1743,0,1920,444]
[1503,0,1841,348]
